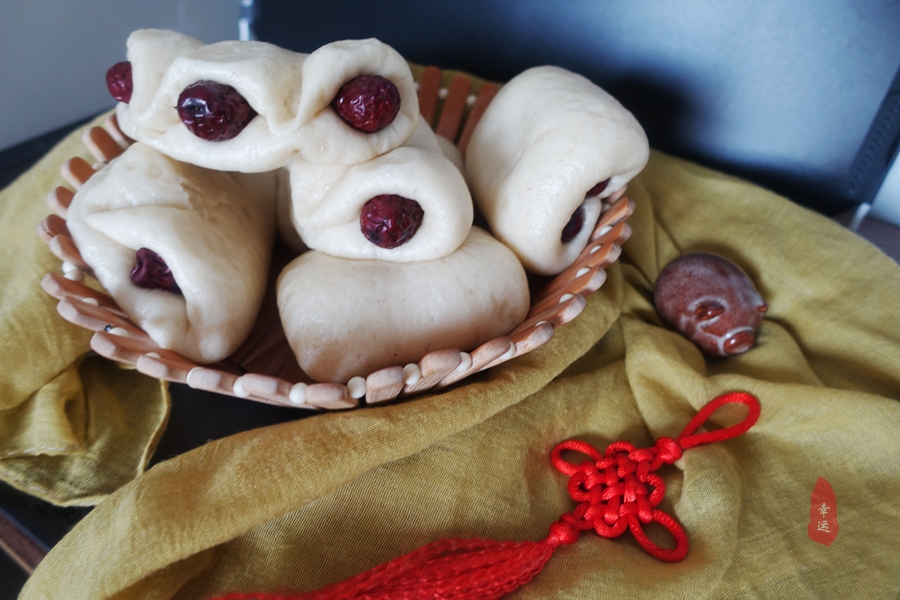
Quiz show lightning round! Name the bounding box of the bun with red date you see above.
[464,66,649,276]
[653,252,768,357]
[113,29,418,172]
[288,38,419,164]
[65,143,279,363]
[286,118,473,262]
[276,227,530,383]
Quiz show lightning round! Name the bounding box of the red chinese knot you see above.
[548,391,760,562]
[212,392,761,600]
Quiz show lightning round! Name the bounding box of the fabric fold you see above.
[0,113,170,506]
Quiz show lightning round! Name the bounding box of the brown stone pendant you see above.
[654,253,767,356]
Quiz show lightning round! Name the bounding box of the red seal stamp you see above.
[808,477,838,546]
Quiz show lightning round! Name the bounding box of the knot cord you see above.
[676,391,761,450]
[549,391,761,562]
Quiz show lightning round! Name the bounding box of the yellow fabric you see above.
[0,115,169,506]
[14,139,900,598]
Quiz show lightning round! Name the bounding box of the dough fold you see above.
[287,118,473,262]
[465,66,649,275]
[66,143,278,363]
[116,30,418,172]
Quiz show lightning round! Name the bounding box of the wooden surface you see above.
[0,508,47,575]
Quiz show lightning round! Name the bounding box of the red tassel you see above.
[215,531,576,600]
[212,392,761,600]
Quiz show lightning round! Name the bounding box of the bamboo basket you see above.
[37,66,634,411]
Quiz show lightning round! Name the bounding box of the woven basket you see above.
[37,66,634,411]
